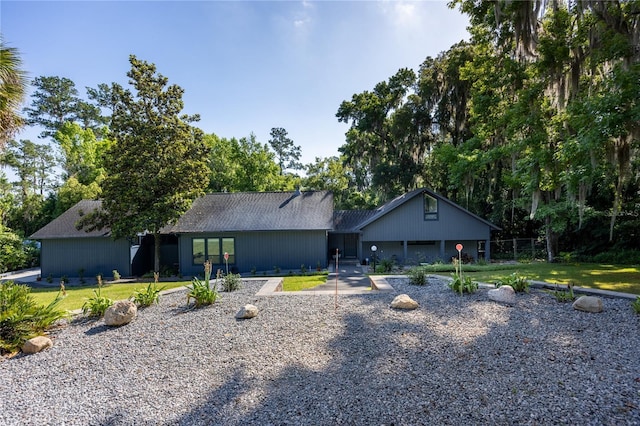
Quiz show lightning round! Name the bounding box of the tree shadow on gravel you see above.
[171,289,640,425]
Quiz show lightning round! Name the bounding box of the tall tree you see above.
[23,76,81,139]
[0,38,28,149]
[83,55,210,273]
[268,127,302,175]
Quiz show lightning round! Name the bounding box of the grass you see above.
[418,262,640,295]
[30,281,190,311]
[281,275,327,291]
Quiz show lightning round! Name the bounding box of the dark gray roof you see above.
[333,210,377,232]
[30,200,110,239]
[165,191,334,233]
[355,188,500,231]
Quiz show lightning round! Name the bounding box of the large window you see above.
[424,193,438,220]
[192,237,235,265]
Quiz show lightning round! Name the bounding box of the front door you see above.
[344,233,358,258]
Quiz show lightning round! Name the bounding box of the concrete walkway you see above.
[255,260,395,296]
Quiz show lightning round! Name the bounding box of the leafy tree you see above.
[207,132,298,192]
[83,55,210,273]
[268,127,302,175]
[54,121,110,184]
[303,156,378,210]
[0,38,28,149]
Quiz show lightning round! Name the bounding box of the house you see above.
[31,188,499,278]
[330,188,499,265]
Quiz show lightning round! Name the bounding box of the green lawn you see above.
[418,262,640,295]
[281,275,327,291]
[30,281,191,311]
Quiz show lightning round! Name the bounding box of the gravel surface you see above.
[1,277,639,425]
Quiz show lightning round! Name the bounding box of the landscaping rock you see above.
[236,304,259,319]
[104,300,137,326]
[22,336,53,354]
[488,285,516,305]
[390,294,419,310]
[573,296,603,313]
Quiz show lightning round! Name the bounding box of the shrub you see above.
[547,282,576,303]
[131,283,165,307]
[221,273,242,292]
[186,261,218,307]
[250,266,257,276]
[632,297,640,315]
[300,264,307,274]
[495,272,530,293]
[379,258,394,273]
[448,272,478,295]
[112,270,121,281]
[0,281,68,354]
[82,275,113,317]
[407,267,428,286]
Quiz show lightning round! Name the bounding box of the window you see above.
[192,237,235,265]
[424,193,438,220]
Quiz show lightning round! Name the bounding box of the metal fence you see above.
[491,238,546,261]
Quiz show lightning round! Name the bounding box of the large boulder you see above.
[236,304,259,319]
[573,296,603,313]
[390,294,419,310]
[104,300,137,326]
[22,336,53,354]
[488,285,516,305]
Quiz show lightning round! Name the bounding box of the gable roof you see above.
[30,200,110,239]
[165,190,334,233]
[332,210,377,232]
[336,188,500,232]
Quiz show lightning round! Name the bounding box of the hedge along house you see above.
[329,188,500,265]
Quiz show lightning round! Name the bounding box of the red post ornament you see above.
[456,243,463,252]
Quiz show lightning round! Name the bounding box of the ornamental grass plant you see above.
[0,281,68,354]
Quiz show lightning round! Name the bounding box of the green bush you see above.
[0,281,68,354]
[0,229,26,273]
[131,282,164,307]
[632,297,640,315]
[546,282,576,303]
[222,274,242,292]
[186,261,218,307]
[407,267,428,286]
[81,287,113,317]
[112,269,121,281]
[220,273,242,292]
[379,258,394,273]
[495,272,530,293]
[448,273,478,295]
[591,250,640,265]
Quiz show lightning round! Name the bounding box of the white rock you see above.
[572,296,603,313]
[22,336,53,354]
[390,294,419,310]
[488,285,516,305]
[236,304,259,319]
[104,300,137,326]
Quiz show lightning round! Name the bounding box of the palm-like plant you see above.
[0,37,28,148]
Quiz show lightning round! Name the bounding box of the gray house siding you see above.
[178,230,328,276]
[360,194,492,264]
[40,238,130,278]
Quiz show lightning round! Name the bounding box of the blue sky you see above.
[2,1,469,166]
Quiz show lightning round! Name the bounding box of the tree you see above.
[207,132,298,193]
[23,76,81,139]
[0,38,28,149]
[268,127,302,175]
[84,55,210,273]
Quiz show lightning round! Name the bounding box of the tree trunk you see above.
[545,216,555,263]
[154,232,161,273]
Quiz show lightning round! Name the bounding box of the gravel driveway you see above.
[1,277,639,425]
